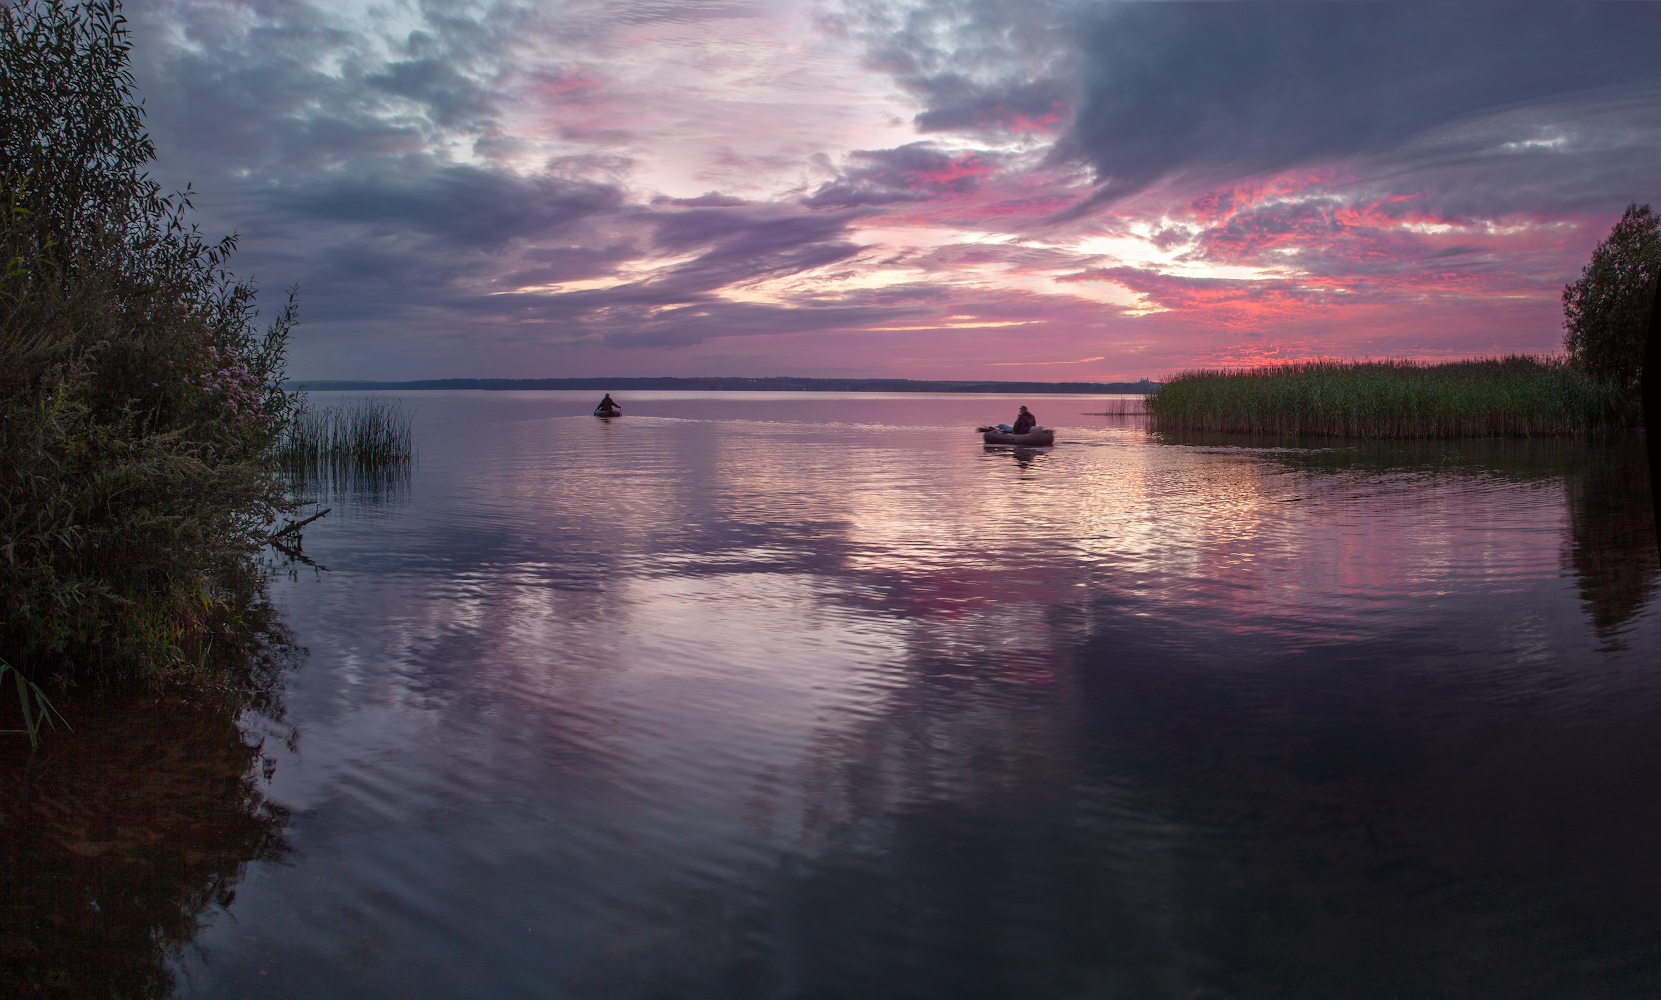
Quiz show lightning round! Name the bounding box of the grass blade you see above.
[1,658,70,750]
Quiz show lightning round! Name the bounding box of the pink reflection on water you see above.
[169,392,1660,998]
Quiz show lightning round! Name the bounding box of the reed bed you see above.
[274,399,415,474]
[1147,356,1631,438]
[1083,398,1149,416]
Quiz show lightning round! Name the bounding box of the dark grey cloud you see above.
[652,206,857,257]
[804,144,995,208]
[653,192,752,207]
[1428,245,1489,260]
[840,0,1081,139]
[609,0,769,26]
[911,76,1069,135]
[130,0,535,178]
[844,1,1661,219]
[278,166,625,247]
[1327,86,1661,219]
[518,243,640,273]
[364,57,498,129]
[1060,2,1661,209]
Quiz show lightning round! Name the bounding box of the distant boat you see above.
[594,398,622,417]
[980,425,1054,446]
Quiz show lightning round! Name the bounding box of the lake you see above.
[5,391,1659,998]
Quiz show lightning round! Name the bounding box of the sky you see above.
[128,0,1661,382]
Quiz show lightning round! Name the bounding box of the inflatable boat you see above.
[594,403,622,417]
[981,426,1054,446]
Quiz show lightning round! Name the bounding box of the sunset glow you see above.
[130,0,1661,381]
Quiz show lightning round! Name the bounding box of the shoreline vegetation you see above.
[3,2,416,748]
[1147,356,1635,439]
[2,0,300,704]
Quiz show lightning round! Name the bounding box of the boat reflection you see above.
[984,444,1051,468]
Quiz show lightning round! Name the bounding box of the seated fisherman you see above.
[1012,405,1036,434]
[598,393,619,411]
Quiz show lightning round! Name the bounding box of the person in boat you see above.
[597,393,620,412]
[1012,405,1036,434]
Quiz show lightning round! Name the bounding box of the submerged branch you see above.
[270,507,330,539]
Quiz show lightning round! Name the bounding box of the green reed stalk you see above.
[1147,356,1631,438]
[273,399,415,474]
[0,658,68,749]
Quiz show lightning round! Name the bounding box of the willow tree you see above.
[1562,203,1659,407]
[1,0,299,695]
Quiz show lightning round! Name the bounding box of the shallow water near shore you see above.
[5,390,1659,998]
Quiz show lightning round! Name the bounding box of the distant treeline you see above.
[285,376,1162,394]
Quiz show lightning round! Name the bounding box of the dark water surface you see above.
[7,391,1660,998]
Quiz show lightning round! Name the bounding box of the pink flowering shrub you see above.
[199,344,273,427]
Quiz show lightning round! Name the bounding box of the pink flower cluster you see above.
[199,344,271,426]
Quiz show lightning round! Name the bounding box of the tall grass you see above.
[273,399,415,475]
[1147,356,1632,438]
[1083,398,1148,416]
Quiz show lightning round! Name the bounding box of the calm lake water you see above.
[5,390,1660,998]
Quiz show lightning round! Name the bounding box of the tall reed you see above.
[1084,398,1148,416]
[1147,356,1631,438]
[273,399,415,475]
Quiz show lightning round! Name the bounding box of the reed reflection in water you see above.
[11,391,1655,999]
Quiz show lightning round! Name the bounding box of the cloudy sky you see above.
[129,0,1661,381]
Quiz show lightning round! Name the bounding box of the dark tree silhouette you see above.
[1646,272,1661,563]
[1563,203,1659,399]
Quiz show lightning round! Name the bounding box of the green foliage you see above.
[1562,203,1660,396]
[1147,356,1630,438]
[1,0,300,695]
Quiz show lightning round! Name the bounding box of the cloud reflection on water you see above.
[164,392,1658,998]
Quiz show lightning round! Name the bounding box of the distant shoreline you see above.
[285,376,1161,394]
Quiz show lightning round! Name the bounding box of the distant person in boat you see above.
[598,394,619,411]
[1012,405,1036,434]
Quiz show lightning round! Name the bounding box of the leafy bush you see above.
[1562,203,1659,397]
[1,0,299,693]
